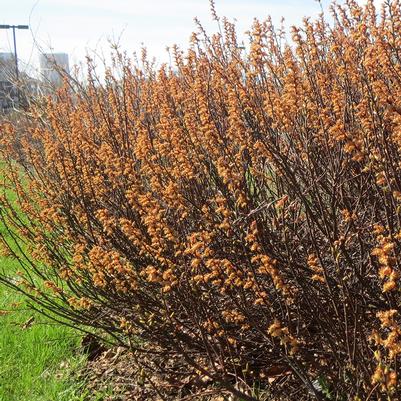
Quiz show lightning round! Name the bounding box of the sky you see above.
[0,0,382,76]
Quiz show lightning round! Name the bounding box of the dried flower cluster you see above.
[1,1,401,399]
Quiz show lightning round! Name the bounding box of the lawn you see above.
[0,166,87,401]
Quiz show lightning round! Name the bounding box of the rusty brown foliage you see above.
[2,1,401,399]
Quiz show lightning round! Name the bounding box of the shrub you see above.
[2,1,401,399]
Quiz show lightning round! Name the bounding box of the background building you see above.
[39,53,69,87]
[0,52,17,111]
[0,51,70,112]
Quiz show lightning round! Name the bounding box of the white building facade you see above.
[39,53,70,87]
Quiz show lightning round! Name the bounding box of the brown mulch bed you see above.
[77,342,231,401]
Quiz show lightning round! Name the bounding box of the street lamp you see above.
[0,24,29,81]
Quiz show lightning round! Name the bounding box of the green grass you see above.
[0,166,87,401]
[0,266,88,401]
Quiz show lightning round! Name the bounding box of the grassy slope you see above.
[0,170,86,401]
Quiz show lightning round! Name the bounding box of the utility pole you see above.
[0,24,29,107]
[0,24,29,80]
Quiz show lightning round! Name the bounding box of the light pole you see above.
[0,24,29,108]
[0,24,29,81]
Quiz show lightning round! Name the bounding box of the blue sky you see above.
[0,0,381,74]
